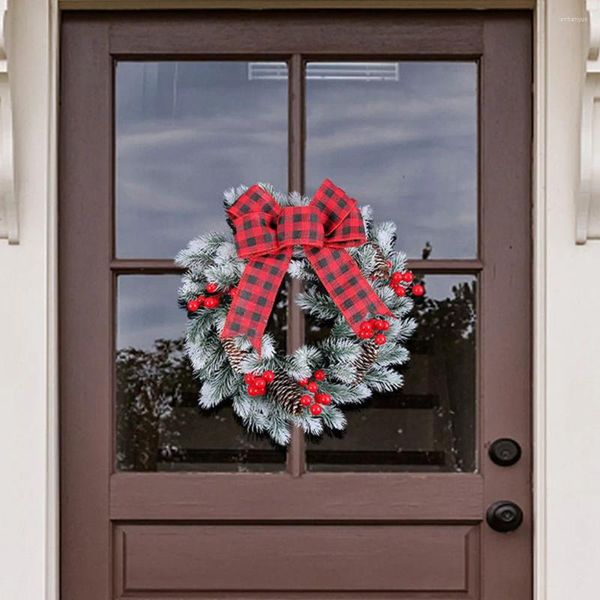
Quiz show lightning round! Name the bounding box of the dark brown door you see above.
[60,10,532,600]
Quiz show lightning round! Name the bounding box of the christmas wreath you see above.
[177,179,424,445]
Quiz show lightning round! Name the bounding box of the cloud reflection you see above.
[116,62,288,258]
[115,60,477,260]
[306,61,477,258]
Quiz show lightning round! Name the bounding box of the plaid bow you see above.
[221,179,392,352]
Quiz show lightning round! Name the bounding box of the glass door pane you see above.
[114,60,289,471]
[305,61,478,259]
[116,275,287,472]
[306,275,477,472]
[305,61,479,472]
[116,61,289,258]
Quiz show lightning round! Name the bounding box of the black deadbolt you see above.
[486,501,523,533]
[489,438,522,467]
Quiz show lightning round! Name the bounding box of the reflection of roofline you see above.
[248,62,400,82]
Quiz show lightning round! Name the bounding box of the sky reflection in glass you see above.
[306,61,478,259]
[116,61,288,258]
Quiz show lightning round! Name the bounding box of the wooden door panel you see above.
[106,12,484,56]
[116,524,479,595]
[110,472,483,520]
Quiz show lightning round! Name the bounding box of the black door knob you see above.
[486,501,523,532]
[489,438,522,467]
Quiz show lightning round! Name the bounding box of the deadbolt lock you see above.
[489,438,522,467]
[486,500,524,533]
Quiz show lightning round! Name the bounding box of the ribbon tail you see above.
[221,249,293,354]
[306,247,392,336]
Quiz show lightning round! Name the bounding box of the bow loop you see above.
[310,179,359,235]
[227,184,280,221]
[322,202,365,247]
[310,179,366,247]
[233,213,278,259]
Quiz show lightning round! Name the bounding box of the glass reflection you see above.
[306,61,478,259]
[115,61,288,258]
[306,275,477,472]
[115,275,286,472]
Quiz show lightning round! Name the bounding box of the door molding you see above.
[59,0,536,10]
[36,2,546,600]
[532,2,547,600]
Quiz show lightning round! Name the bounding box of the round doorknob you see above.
[489,438,522,466]
[486,501,523,532]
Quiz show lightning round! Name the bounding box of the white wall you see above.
[545,1,600,598]
[0,1,598,599]
[0,1,53,600]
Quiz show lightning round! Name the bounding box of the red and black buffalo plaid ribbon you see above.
[221,179,392,352]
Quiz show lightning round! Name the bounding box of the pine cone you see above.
[269,374,304,415]
[368,243,391,280]
[354,340,379,383]
[372,248,391,280]
[221,337,246,374]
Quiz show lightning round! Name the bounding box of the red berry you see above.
[244,373,255,384]
[401,271,414,283]
[300,395,312,407]
[316,393,332,405]
[187,299,201,312]
[205,282,219,294]
[372,319,386,330]
[314,370,326,382]
[263,370,275,383]
[310,403,323,416]
[248,386,262,397]
[411,284,425,297]
[307,381,319,393]
[359,322,375,337]
[391,272,403,285]
[394,285,406,297]
[254,376,267,390]
[379,320,390,331]
[358,329,373,340]
[298,378,309,387]
[374,333,387,345]
[204,296,220,309]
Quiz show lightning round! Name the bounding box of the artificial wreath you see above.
[177,179,424,445]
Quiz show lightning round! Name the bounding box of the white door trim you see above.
[533,2,547,600]
[46,2,60,599]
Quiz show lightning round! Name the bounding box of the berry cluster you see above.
[358,318,390,344]
[298,370,330,416]
[186,282,223,313]
[243,370,276,397]
[386,266,425,298]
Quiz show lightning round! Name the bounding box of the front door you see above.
[60,10,532,600]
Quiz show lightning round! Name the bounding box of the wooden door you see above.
[60,10,532,600]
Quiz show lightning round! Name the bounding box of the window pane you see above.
[115,61,288,258]
[306,275,477,472]
[115,275,286,472]
[306,61,478,259]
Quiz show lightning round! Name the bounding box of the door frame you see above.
[59,9,532,600]
[36,2,546,600]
